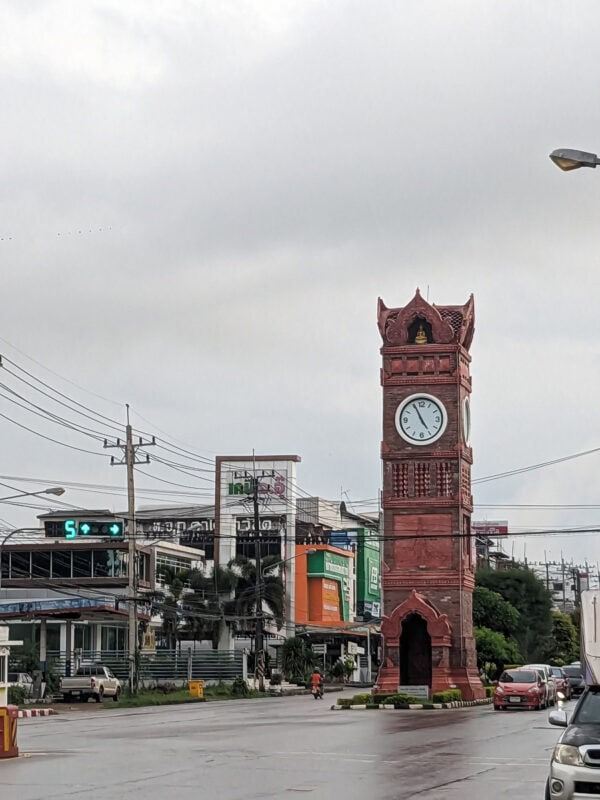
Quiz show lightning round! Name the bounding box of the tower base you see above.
[374,664,484,701]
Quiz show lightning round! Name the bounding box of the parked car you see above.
[523,663,556,706]
[547,686,600,799]
[563,664,585,697]
[551,666,572,700]
[59,664,121,703]
[493,668,547,710]
[7,672,34,697]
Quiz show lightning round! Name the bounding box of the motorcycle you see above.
[312,684,324,700]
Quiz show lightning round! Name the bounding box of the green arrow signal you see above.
[109,524,121,536]
[80,523,91,535]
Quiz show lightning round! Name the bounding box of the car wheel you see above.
[545,778,551,800]
[62,693,71,703]
[113,688,121,703]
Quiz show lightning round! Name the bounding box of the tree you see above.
[473,586,520,637]
[543,611,579,665]
[230,555,284,630]
[281,636,314,683]
[155,567,192,650]
[476,568,553,661]
[474,627,521,677]
[183,565,239,650]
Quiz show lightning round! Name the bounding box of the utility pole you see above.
[233,466,275,693]
[253,476,264,692]
[105,405,155,694]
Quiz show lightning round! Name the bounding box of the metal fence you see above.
[46,649,246,684]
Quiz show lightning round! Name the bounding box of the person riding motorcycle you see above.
[311,668,324,699]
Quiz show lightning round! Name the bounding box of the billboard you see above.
[472,520,509,538]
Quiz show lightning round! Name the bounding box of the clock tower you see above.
[376,289,484,700]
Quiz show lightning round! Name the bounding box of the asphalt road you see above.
[1,694,569,799]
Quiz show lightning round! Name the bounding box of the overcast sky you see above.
[1,1,600,566]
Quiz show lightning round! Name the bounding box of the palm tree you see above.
[230,554,284,631]
[155,567,192,650]
[183,565,239,650]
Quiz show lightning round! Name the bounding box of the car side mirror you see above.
[549,710,568,728]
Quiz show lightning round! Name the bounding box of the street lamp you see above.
[0,487,65,503]
[0,528,41,594]
[549,148,600,171]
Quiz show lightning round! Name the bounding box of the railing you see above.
[46,649,246,683]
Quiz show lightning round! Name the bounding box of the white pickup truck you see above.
[59,664,122,703]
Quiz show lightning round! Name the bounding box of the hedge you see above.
[431,690,462,703]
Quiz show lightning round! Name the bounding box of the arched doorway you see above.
[400,613,432,686]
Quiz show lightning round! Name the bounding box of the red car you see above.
[550,665,571,700]
[494,668,547,710]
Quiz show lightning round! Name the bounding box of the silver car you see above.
[547,687,600,799]
[523,663,556,706]
[7,671,34,697]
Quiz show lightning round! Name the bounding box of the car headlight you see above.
[495,686,504,694]
[528,687,539,694]
[553,745,583,766]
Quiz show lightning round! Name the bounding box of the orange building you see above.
[294,544,354,626]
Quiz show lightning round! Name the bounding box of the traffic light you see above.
[63,519,124,539]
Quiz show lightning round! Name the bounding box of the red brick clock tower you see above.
[375,289,484,700]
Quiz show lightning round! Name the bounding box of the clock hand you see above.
[412,404,430,431]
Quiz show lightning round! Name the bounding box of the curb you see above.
[18,709,56,718]
[331,698,493,711]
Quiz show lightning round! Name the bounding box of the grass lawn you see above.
[103,686,264,709]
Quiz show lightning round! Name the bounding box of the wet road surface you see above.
[1,694,567,799]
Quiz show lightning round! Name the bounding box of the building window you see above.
[101,626,126,653]
[10,551,31,578]
[74,625,93,651]
[93,549,123,578]
[32,551,51,578]
[51,551,72,579]
[73,551,92,579]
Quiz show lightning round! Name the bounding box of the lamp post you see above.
[549,148,600,171]
[0,528,41,594]
[0,486,66,594]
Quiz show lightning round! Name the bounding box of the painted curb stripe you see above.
[18,709,55,718]
[332,698,492,712]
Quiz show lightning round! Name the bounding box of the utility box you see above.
[188,680,204,699]
[0,626,23,707]
[0,706,18,758]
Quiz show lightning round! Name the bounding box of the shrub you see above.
[485,686,495,698]
[376,693,422,705]
[338,698,353,707]
[8,686,28,706]
[269,672,282,686]
[351,693,372,705]
[231,676,250,697]
[331,660,346,681]
[432,690,462,703]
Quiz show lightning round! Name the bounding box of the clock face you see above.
[462,396,471,446]
[395,393,448,445]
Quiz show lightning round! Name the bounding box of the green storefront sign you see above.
[356,529,381,618]
[307,550,352,621]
